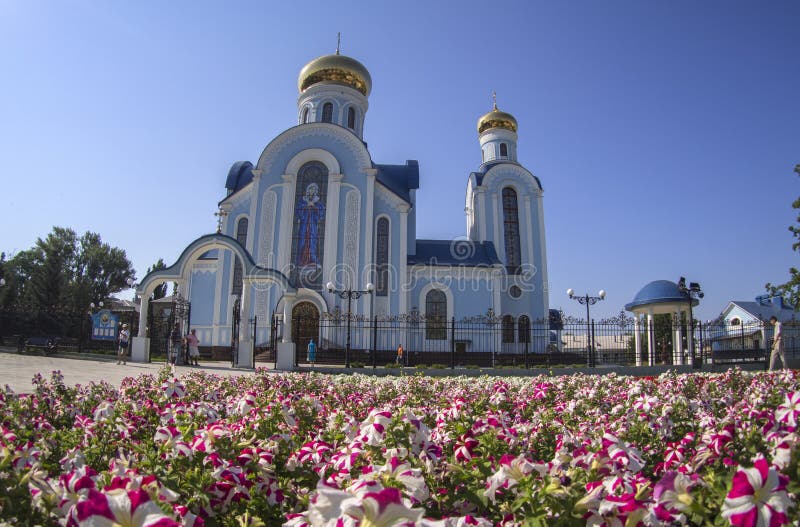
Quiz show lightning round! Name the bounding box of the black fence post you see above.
[372,315,377,369]
[525,328,529,369]
[450,317,456,369]
[252,316,257,370]
[590,320,596,368]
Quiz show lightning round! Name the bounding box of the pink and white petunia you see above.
[775,392,800,428]
[721,457,792,527]
[341,487,424,527]
[161,378,186,399]
[68,488,180,527]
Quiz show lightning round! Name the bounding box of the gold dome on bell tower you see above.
[477,93,518,134]
[297,38,372,97]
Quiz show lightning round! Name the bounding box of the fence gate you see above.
[147,295,191,361]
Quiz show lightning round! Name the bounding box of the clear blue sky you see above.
[1,1,798,322]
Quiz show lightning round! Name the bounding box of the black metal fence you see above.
[3,307,799,370]
[272,315,799,369]
[0,309,138,355]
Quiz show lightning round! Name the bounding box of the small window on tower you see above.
[301,107,309,124]
[500,143,508,157]
[347,107,356,129]
[322,102,333,123]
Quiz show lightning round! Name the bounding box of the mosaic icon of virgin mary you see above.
[295,182,325,268]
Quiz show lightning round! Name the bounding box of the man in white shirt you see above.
[769,316,786,371]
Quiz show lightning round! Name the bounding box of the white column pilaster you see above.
[476,188,487,241]
[282,293,297,343]
[246,170,262,254]
[322,173,342,292]
[363,170,376,320]
[399,205,409,315]
[674,312,683,365]
[277,174,296,274]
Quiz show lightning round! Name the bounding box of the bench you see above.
[24,336,58,355]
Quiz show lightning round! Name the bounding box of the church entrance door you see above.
[292,302,319,364]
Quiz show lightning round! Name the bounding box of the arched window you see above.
[425,289,447,340]
[321,102,333,123]
[502,187,521,273]
[376,217,389,296]
[502,315,515,343]
[301,107,309,124]
[232,217,248,296]
[518,315,531,343]
[500,142,508,157]
[347,107,356,129]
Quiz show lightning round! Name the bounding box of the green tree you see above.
[3,227,135,312]
[766,164,800,309]
[146,258,168,300]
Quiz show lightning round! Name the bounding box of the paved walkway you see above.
[0,350,262,394]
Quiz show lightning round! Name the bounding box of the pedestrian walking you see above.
[169,323,182,365]
[769,316,786,371]
[307,339,316,365]
[186,329,200,366]
[396,344,404,365]
[117,324,130,365]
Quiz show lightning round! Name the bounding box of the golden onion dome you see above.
[298,53,372,97]
[477,104,518,134]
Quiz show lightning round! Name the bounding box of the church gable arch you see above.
[255,124,372,177]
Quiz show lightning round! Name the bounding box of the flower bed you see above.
[0,368,798,526]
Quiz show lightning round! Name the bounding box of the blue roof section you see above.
[225,161,254,193]
[375,160,419,204]
[625,280,697,311]
[731,299,798,323]
[408,239,502,267]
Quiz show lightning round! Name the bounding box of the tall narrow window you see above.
[502,187,521,273]
[376,217,389,296]
[425,289,447,340]
[518,315,530,343]
[500,143,508,157]
[301,107,309,124]
[232,217,248,296]
[321,102,333,123]
[502,315,515,343]
[347,107,356,129]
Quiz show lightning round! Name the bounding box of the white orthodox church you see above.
[134,49,549,367]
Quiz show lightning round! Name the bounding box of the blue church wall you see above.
[189,269,217,325]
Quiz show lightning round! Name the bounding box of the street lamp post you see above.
[567,289,605,367]
[326,281,374,368]
[677,277,703,368]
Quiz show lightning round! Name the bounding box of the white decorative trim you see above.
[481,164,541,193]
[256,123,372,177]
[277,175,295,273]
[257,191,278,268]
[322,174,342,296]
[343,189,361,289]
[285,148,341,176]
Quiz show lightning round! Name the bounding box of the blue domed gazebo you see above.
[625,280,698,366]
